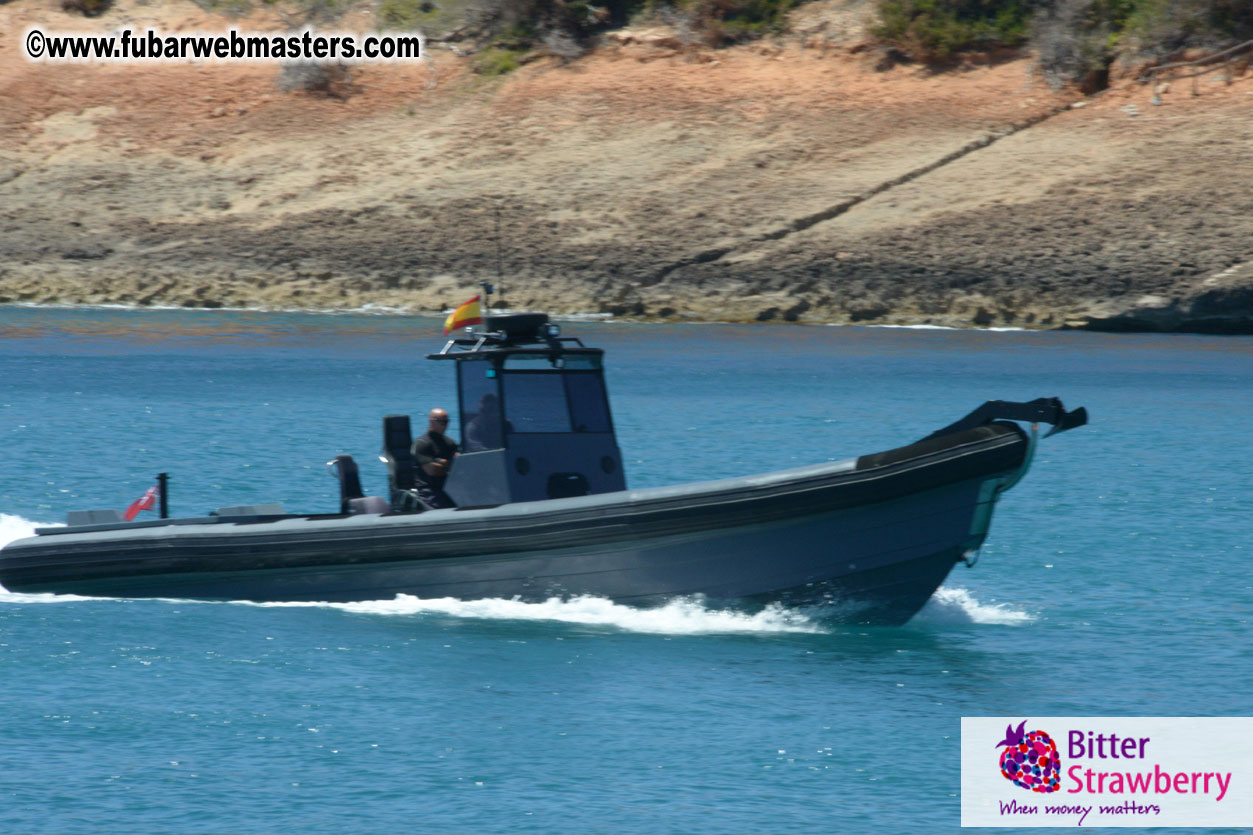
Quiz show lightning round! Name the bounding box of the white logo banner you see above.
[961,717,1253,827]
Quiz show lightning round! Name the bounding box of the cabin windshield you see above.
[501,354,611,436]
[457,353,611,449]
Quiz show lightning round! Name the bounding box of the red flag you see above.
[124,485,158,521]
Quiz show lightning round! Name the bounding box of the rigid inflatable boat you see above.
[0,312,1086,624]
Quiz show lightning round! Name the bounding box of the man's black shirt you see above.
[412,430,458,491]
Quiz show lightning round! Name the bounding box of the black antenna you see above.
[494,202,504,308]
[157,472,169,519]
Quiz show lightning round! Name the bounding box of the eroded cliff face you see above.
[2,0,1251,332]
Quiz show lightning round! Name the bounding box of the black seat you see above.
[381,414,426,512]
[328,454,390,515]
[329,454,364,511]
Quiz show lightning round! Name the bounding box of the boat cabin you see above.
[381,313,625,510]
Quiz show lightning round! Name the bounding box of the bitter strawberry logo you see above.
[996,720,1061,793]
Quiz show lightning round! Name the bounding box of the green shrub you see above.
[260,0,354,24]
[377,0,439,30]
[1122,0,1253,57]
[190,0,255,15]
[646,0,796,44]
[875,0,1250,80]
[475,46,522,75]
[711,0,797,40]
[1030,0,1248,87]
[873,0,1034,55]
[60,0,113,16]
[1031,0,1134,88]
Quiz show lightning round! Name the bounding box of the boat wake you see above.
[913,587,1035,625]
[0,513,1033,630]
[249,595,829,635]
[0,513,55,545]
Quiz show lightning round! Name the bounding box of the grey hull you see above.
[0,423,1029,624]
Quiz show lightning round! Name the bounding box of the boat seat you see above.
[347,496,392,515]
[328,454,389,515]
[381,414,430,513]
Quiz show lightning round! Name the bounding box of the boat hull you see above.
[0,424,1028,625]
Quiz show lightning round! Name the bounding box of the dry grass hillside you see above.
[2,0,1251,331]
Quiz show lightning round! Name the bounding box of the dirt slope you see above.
[1,0,1251,331]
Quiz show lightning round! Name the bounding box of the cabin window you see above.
[458,360,504,451]
[496,353,611,435]
[502,372,571,433]
[564,373,611,433]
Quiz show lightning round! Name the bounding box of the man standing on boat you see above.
[412,408,458,509]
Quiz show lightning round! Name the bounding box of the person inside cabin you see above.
[463,392,505,452]
[412,407,458,509]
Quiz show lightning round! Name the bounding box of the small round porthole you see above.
[515,457,531,475]
[600,456,616,474]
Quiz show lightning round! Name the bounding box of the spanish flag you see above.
[443,295,483,335]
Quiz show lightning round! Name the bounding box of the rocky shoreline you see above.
[2,0,1251,333]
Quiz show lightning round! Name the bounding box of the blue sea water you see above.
[0,306,1249,833]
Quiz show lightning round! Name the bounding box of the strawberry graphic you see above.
[996,720,1061,793]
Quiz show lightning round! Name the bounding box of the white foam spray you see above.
[0,513,48,547]
[247,588,1032,632]
[914,586,1035,625]
[247,594,828,635]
